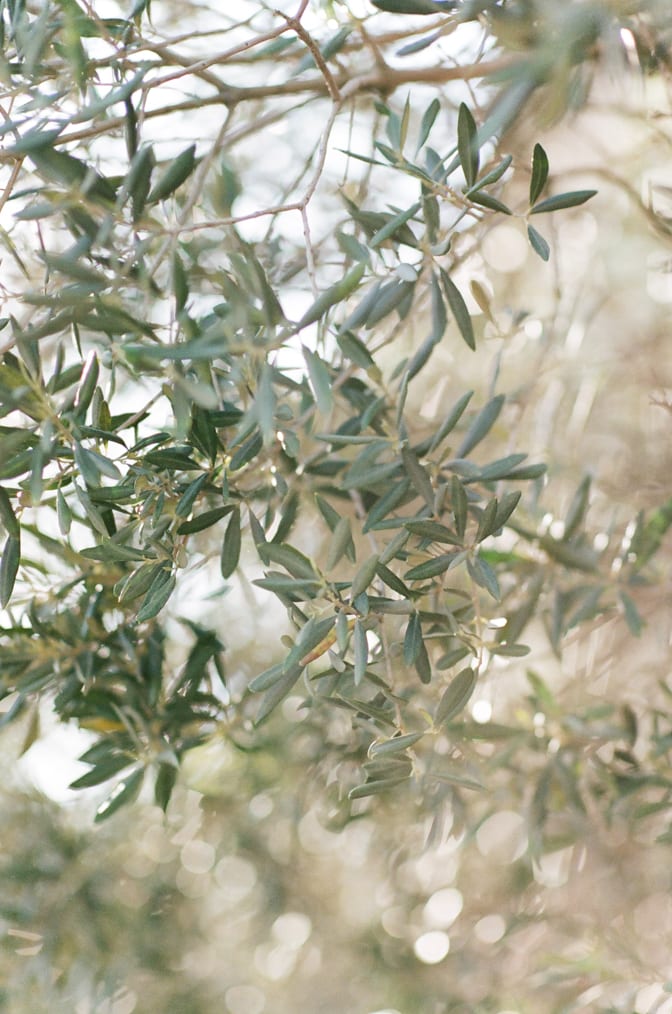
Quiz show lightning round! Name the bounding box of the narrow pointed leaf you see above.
[94,768,144,822]
[441,270,475,350]
[220,507,241,578]
[353,618,368,686]
[457,103,479,187]
[527,224,550,261]
[455,394,505,458]
[435,666,476,724]
[530,190,597,215]
[147,144,197,203]
[529,142,549,205]
[404,611,422,665]
[0,534,20,607]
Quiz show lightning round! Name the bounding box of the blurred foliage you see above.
[0,0,671,1011]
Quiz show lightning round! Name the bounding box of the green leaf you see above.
[348,775,410,799]
[404,611,422,665]
[29,148,116,202]
[435,666,476,724]
[120,144,155,221]
[254,664,304,724]
[263,543,317,580]
[468,192,512,215]
[174,473,210,518]
[56,487,72,535]
[530,190,597,214]
[529,143,549,205]
[428,390,473,453]
[116,562,164,604]
[455,394,505,458]
[466,555,500,599]
[417,97,440,152]
[363,479,410,532]
[0,534,20,607]
[440,270,475,350]
[294,263,365,331]
[369,201,420,248]
[620,590,644,636]
[404,519,461,544]
[0,486,19,538]
[74,351,100,417]
[493,490,521,531]
[70,754,134,789]
[452,475,468,539]
[147,144,197,203]
[404,553,454,581]
[155,762,178,813]
[564,474,591,540]
[220,507,241,578]
[303,346,333,415]
[228,431,262,472]
[364,279,415,328]
[369,731,424,757]
[94,767,144,822]
[253,574,320,599]
[176,505,234,534]
[527,224,550,261]
[136,568,175,622]
[466,154,513,193]
[489,642,530,657]
[414,637,431,684]
[353,618,368,686]
[401,445,434,509]
[428,767,484,791]
[539,535,598,572]
[457,103,479,188]
[351,553,380,600]
[475,497,499,543]
[375,562,412,597]
[326,516,353,570]
[173,252,189,314]
[71,67,148,124]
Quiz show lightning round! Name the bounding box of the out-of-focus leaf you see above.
[147,144,197,203]
[348,775,410,799]
[369,731,424,757]
[620,590,644,636]
[0,486,19,538]
[94,767,144,822]
[294,263,365,332]
[0,534,20,607]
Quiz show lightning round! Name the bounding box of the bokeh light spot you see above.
[414,930,450,964]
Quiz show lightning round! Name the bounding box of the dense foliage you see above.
[0,1,671,1008]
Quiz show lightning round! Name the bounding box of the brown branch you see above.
[282,14,341,102]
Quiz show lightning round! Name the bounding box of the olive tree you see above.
[2,0,672,1011]
[0,0,670,846]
